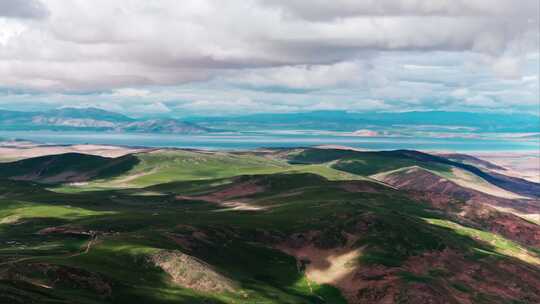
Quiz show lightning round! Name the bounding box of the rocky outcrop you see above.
[0,263,113,298]
[148,250,237,293]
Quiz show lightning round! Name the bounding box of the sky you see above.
[0,0,538,117]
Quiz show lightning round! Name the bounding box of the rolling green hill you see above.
[0,148,539,303]
[0,153,139,184]
[289,148,540,198]
[46,149,371,192]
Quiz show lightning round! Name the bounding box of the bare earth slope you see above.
[373,166,540,247]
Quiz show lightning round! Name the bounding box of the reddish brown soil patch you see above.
[375,167,540,248]
[37,226,94,236]
[340,180,388,193]
[196,181,263,201]
[165,229,212,251]
[176,181,265,210]
[14,170,93,184]
[277,224,540,304]
[460,204,540,247]
[321,248,540,304]
[401,249,540,304]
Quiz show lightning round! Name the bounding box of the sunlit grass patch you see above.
[284,163,367,181]
[425,218,540,265]
[0,201,116,222]
[49,151,375,193]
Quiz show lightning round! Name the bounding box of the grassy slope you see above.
[52,150,371,193]
[289,148,452,176]
[1,175,354,303]
[0,153,139,183]
[1,148,539,303]
[289,148,534,199]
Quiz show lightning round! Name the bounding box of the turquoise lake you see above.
[0,130,538,152]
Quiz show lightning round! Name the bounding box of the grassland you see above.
[0,147,539,303]
[51,150,371,192]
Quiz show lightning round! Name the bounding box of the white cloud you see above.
[464,95,498,107]
[227,61,367,90]
[0,19,26,46]
[522,75,538,83]
[0,0,537,92]
[174,97,298,115]
[0,0,537,114]
[129,102,171,114]
[311,99,390,111]
[261,0,538,20]
[112,88,151,98]
[492,57,522,79]
[451,88,470,98]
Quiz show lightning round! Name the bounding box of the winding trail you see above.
[0,233,100,267]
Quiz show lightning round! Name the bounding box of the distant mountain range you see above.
[187,110,540,133]
[0,108,209,134]
[0,108,538,134]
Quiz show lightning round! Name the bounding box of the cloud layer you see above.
[0,0,48,19]
[0,0,538,115]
